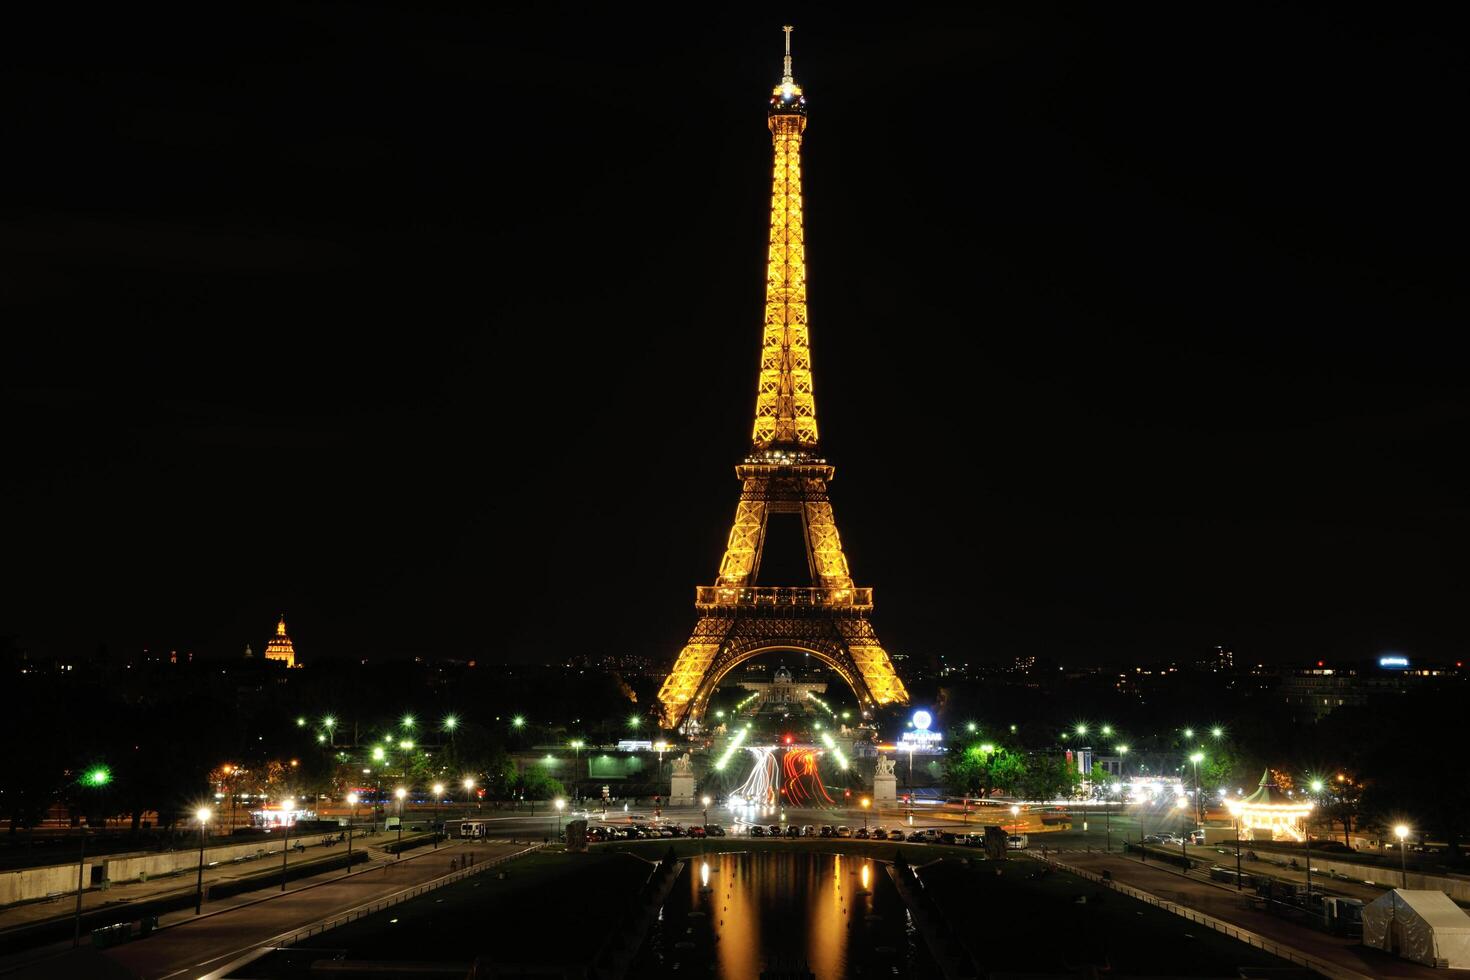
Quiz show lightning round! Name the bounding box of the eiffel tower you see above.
[657,27,909,732]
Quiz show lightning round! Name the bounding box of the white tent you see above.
[1362,889,1470,969]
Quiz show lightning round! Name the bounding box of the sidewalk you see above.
[1052,849,1445,979]
[0,832,389,935]
[3,839,529,980]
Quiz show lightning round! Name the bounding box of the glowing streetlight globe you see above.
[195,807,212,823]
[463,777,475,791]
[394,787,407,801]
[401,714,415,728]
[1310,779,1324,793]
[1394,824,1410,841]
[432,783,444,796]
[512,715,526,729]
[443,715,458,731]
[84,767,112,787]
[554,798,565,812]
[346,792,359,805]
[912,710,932,731]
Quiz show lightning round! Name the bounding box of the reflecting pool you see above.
[633,849,932,978]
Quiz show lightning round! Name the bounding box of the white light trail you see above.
[819,731,848,770]
[714,724,750,771]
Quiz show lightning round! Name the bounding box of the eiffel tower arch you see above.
[657,28,909,732]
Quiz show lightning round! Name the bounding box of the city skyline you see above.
[5,8,1464,668]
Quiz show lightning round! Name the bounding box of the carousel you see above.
[1225,770,1313,841]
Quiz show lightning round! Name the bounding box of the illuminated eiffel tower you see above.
[657,27,909,731]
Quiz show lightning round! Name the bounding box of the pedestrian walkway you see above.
[0,832,378,936]
[2,840,529,980]
[1049,849,1445,979]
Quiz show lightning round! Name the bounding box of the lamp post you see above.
[1395,824,1410,887]
[702,795,711,831]
[464,777,477,816]
[346,793,359,875]
[1305,779,1324,901]
[394,788,406,857]
[861,797,871,833]
[570,740,584,799]
[1105,783,1117,853]
[279,798,295,891]
[72,766,111,947]
[554,798,566,841]
[431,784,444,849]
[194,808,211,914]
[1010,804,1020,837]
[1189,752,1204,831]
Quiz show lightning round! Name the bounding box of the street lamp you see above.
[346,793,359,875]
[394,788,407,857]
[861,797,871,833]
[402,713,415,729]
[194,807,212,914]
[463,777,477,814]
[554,798,566,841]
[570,740,585,799]
[1010,804,1021,838]
[512,715,526,729]
[1105,783,1119,852]
[1394,824,1410,887]
[72,765,111,947]
[1189,752,1205,829]
[1116,744,1129,779]
[431,784,445,849]
[279,798,296,892]
[702,795,711,830]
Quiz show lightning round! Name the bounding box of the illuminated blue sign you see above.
[1378,656,1409,669]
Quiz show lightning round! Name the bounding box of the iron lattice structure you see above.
[657,29,910,731]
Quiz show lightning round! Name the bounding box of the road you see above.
[2,839,530,980]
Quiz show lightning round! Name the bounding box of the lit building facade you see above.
[263,615,298,668]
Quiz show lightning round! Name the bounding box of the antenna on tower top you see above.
[782,25,794,84]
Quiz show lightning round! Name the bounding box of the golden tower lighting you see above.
[657,27,909,731]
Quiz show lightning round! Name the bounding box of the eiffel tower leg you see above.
[835,618,910,712]
[657,616,735,730]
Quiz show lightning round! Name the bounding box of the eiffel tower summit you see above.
[657,27,910,732]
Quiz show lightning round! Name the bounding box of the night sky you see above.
[4,7,1464,668]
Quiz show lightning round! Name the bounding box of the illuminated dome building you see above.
[263,615,298,669]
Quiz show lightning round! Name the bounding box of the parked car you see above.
[855,828,869,839]
[768,825,782,837]
[785,825,800,838]
[687,826,706,839]
[820,826,835,838]
[907,831,927,842]
[1314,839,1353,853]
[1006,834,1028,850]
[835,826,852,838]
[1143,833,1180,845]
[800,825,815,837]
[704,824,726,837]
[749,825,766,837]
[938,832,958,845]
[888,829,905,841]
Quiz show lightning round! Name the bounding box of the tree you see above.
[946,744,1026,799]
[1021,755,1082,801]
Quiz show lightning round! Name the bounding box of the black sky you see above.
[3,5,1465,668]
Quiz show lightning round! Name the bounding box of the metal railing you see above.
[695,585,873,610]
[1033,853,1374,980]
[268,844,543,950]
